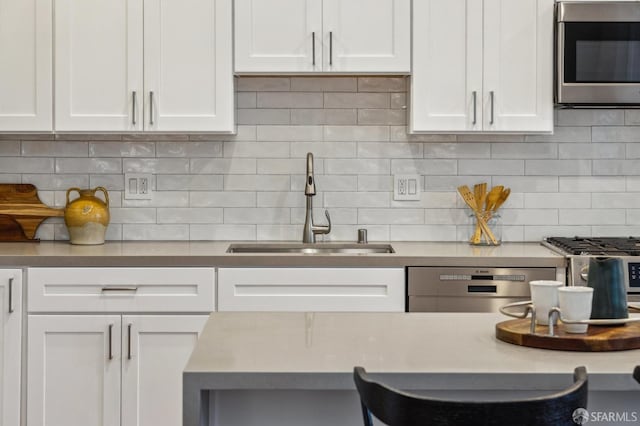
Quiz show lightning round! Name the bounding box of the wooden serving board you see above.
[0,184,65,241]
[496,319,640,351]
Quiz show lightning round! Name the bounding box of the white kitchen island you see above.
[183,312,640,426]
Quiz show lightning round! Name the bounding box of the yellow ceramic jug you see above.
[64,187,110,245]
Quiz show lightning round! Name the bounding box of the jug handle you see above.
[66,187,81,206]
[94,186,110,207]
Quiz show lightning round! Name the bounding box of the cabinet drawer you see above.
[27,268,215,313]
[218,268,404,312]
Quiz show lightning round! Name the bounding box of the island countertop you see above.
[184,312,640,390]
[183,312,640,426]
[0,241,564,267]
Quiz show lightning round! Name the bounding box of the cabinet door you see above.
[322,0,410,72]
[410,0,483,132]
[482,0,553,132]
[0,0,52,131]
[0,271,21,426]
[54,0,143,131]
[218,268,405,312]
[144,0,234,132]
[27,315,121,426]
[235,0,322,72]
[121,315,208,426]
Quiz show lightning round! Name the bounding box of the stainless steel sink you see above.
[226,243,395,254]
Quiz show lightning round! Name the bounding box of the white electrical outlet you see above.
[124,173,153,200]
[394,174,420,201]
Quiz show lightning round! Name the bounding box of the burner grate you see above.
[545,236,640,256]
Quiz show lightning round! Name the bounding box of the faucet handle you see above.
[313,210,331,236]
[324,210,331,232]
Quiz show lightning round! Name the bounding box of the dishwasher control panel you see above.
[407,266,558,313]
[439,274,526,282]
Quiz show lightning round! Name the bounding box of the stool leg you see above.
[360,402,374,426]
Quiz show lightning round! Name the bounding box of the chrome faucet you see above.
[302,152,331,243]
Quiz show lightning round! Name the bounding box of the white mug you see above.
[558,286,594,333]
[529,280,564,325]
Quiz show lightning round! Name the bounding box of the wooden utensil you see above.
[484,185,504,213]
[0,184,65,241]
[492,188,510,212]
[471,183,488,244]
[479,186,510,244]
[473,183,483,207]
[458,185,498,244]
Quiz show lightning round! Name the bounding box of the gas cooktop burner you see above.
[545,236,640,256]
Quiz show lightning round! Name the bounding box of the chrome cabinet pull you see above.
[108,324,113,361]
[101,286,138,292]
[489,91,495,125]
[8,277,14,314]
[127,323,132,360]
[312,32,316,66]
[132,91,137,125]
[149,91,155,125]
[329,31,333,66]
[472,91,477,125]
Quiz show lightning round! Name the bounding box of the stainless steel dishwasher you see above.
[407,267,558,312]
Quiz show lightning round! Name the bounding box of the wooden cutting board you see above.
[0,184,65,241]
[496,318,640,351]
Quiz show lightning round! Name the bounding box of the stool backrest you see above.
[353,366,588,426]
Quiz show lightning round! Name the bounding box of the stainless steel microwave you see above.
[557,2,640,105]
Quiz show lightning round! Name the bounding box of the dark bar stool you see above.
[634,366,640,384]
[353,366,588,426]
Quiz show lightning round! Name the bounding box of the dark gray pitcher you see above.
[587,257,628,320]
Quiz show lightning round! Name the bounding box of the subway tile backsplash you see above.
[3,76,640,242]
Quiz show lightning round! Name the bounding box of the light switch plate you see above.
[124,173,153,200]
[394,174,420,201]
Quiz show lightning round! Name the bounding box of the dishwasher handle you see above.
[467,285,498,293]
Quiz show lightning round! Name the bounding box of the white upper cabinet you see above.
[0,0,52,131]
[234,0,322,72]
[144,0,233,132]
[54,0,143,132]
[411,0,553,133]
[322,0,410,72]
[482,0,553,132]
[234,0,410,73]
[410,0,482,132]
[55,0,233,132]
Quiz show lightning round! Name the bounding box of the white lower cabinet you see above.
[121,315,208,426]
[26,268,214,426]
[27,315,207,426]
[0,270,22,426]
[27,315,122,426]
[218,268,405,312]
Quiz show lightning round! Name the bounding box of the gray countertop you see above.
[0,241,564,267]
[184,312,640,391]
[182,312,640,425]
